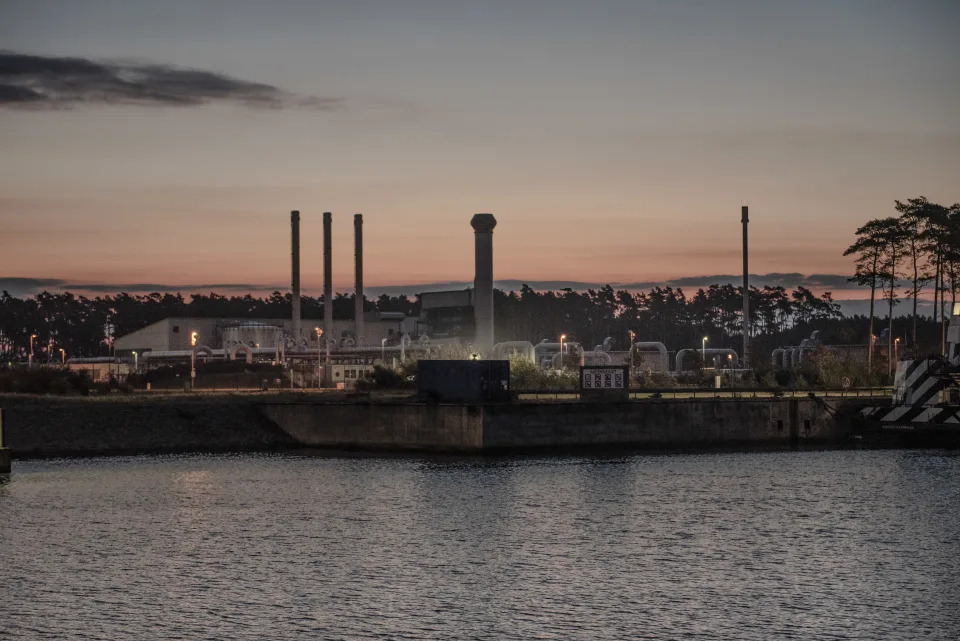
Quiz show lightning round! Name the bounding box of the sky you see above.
[1,0,958,300]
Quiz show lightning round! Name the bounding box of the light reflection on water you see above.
[1,450,958,640]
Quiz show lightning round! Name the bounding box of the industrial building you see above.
[113,313,414,357]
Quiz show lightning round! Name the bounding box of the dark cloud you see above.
[3,274,867,298]
[0,51,343,110]
[0,278,280,297]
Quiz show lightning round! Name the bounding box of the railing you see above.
[514,387,893,402]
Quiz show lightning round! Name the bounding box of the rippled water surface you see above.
[2,450,959,640]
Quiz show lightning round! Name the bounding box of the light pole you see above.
[381,338,387,365]
[870,334,876,369]
[29,334,37,368]
[190,330,197,389]
[59,348,66,365]
[559,334,566,369]
[316,328,324,388]
[133,351,138,371]
[702,336,708,365]
[893,337,900,371]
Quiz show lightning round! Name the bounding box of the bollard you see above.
[0,407,11,473]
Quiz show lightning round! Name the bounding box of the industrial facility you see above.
[111,210,500,388]
[107,204,874,388]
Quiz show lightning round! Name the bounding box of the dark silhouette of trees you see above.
[844,218,888,366]
[877,216,907,373]
[844,197,960,359]
[896,198,933,346]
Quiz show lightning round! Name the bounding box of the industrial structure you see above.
[106,205,878,388]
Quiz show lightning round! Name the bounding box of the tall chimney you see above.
[323,212,333,341]
[742,205,750,368]
[471,213,497,355]
[291,210,301,340]
[354,213,365,347]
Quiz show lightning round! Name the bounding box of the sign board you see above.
[579,365,629,401]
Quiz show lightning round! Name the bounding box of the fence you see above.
[514,387,893,402]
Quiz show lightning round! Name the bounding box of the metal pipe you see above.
[629,341,669,373]
[676,348,739,371]
[742,205,750,369]
[354,213,364,347]
[771,348,784,368]
[492,341,536,363]
[290,210,301,342]
[323,211,333,386]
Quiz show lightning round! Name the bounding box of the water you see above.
[2,450,958,640]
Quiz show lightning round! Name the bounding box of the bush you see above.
[0,366,94,395]
[508,355,577,389]
[633,372,676,389]
[355,365,414,390]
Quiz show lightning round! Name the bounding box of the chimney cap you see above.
[470,213,497,233]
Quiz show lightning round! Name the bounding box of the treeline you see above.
[845,197,960,355]
[0,291,416,361]
[494,284,845,353]
[1,282,913,367]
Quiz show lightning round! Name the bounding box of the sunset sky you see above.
[1,1,958,299]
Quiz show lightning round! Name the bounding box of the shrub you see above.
[355,365,414,390]
[0,366,94,395]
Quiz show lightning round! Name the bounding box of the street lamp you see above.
[559,334,567,368]
[727,353,733,369]
[894,337,900,367]
[702,336,708,364]
[870,334,876,369]
[316,327,324,388]
[132,351,138,371]
[190,330,197,389]
[29,334,37,368]
[381,337,387,365]
[59,348,66,364]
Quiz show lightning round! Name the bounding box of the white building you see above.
[114,313,416,356]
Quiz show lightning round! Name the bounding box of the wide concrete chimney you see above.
[471,213,497,355]
[290,210,301,340]
[323,212,333,340]
[354,213,364,347]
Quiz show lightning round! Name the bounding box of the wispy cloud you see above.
[2,273,866,298]
[0,51,343,110]
[0,278,280,297]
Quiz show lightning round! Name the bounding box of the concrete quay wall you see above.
[481,398,845,451]
[257,402,484,452]
[1,394,298,458]
[260,397,873,453]
[0,394,880,458]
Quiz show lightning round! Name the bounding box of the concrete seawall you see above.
[1,394,299,457]
[2,394,883,458]
[259,397,877,453]
[258,402,483,451]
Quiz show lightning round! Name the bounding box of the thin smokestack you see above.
[323,212,333,341]
[471,213,497,355]
[742,205,750,368]
[354,213,364,347]
[291,210,301,340]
